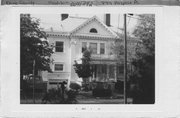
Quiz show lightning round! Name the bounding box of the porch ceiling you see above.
[90,59,124,65]
[90,60,117,65]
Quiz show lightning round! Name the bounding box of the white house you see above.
[42,14,126,89]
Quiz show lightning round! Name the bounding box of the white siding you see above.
[75,20,115,38]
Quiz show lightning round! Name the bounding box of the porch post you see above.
[106,64,109,81]
[96,64,99,81]
[114,65,117,82]
[92,65,95,81]
[47,79,49,92]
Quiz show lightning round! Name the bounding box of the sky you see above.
[31,14,138,34]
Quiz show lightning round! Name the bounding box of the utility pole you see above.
[33,59,35,104]
[124,14,127,104]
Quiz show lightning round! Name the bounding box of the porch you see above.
[89,60,124,82]
[82,60,124,94]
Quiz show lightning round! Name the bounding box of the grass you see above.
[21,99,43,104]
[77,91,132,104]
[21,91,132,104]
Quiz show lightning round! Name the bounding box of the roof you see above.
[60,16,88,32]
[43,16,88,32]
[45,15,119,38]
[44,16,140,42]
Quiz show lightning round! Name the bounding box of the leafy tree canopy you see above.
[131,14,155,104]
[132,14,155,72]
[133,14,155,58]
[20,14,53,77]
[74,50,92,78]
[112,33,138,63]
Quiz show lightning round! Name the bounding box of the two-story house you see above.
[42,14,125,89]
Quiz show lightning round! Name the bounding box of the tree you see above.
[112,32,138,84]
[20,14,53,78]
[131,14,155,104]
[113,33,137,63]
[74,50,92,90]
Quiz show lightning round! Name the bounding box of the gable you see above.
[71,16,118,39]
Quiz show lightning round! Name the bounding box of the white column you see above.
[97,43,100,54]
[93,65,95,81]
[67,74,71,90]
[47,78,49,91]
[106,65,109,81]
[96,65,99,81]
[114,65,117,82]
[70,38,77,85]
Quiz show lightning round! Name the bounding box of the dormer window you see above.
[90,28,97,33]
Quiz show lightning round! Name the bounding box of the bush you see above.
[42,83,81,104]
[115,80,124,93]
[65,89,78,104]
[92,82,112,97]
[92,84,112,97]
[130,85,144,104]
[42,88,64,104]
[65,83,81,104]
[69,82,81,91]
[92,88,112,97]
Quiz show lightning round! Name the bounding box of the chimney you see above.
[104,14,110,27]
[61,14,69,21]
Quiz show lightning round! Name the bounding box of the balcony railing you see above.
[91,54,116,60]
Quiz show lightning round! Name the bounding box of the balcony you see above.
[91,54,116,61]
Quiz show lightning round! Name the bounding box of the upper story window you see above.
[54,63,64,71]
[89,28,98,33]
[55,41,64,52]
[100,43,105,54]
[82,42,87,53]
[89,43,97,54]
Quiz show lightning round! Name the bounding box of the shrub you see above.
[42,83,81,104]
[92,88,112,97]
[42,88,64,104]
[65,82,81,104]
[92,84,112,97]
[65,89,78,104]
[69,82,81,91]
[92,82,112,97]
[115,80,124,93]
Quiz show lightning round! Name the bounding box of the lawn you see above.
[21,91,132,104]
[76,91,132,104]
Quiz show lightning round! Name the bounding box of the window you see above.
[100,43,105,54]
[90,28,98,33]
[89,43,97,54]
[54,64,64,71]
[82,42,87,53]
[55,41,64,52]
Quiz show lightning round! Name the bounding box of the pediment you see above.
[71,16,118,39]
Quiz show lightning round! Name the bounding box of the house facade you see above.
[42,15,126,89]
